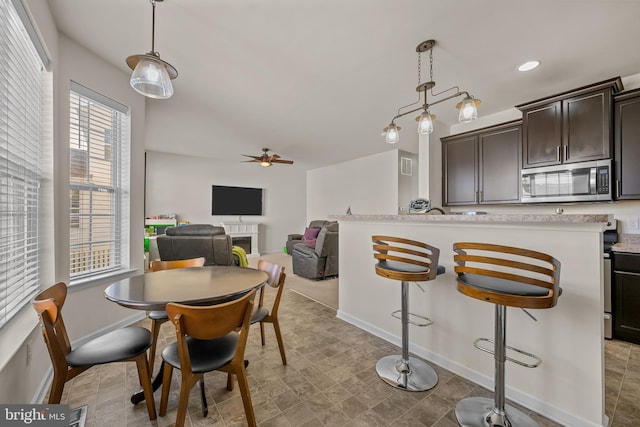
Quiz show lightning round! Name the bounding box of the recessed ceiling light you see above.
[518,61,540,72]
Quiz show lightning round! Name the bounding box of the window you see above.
[0,0,48,328]
[69,82,130,280]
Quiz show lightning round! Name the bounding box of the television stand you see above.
[220,222,260,257]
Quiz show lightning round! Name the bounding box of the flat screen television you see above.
[211,185,263,216]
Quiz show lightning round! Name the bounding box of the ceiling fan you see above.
[242,148,294,167]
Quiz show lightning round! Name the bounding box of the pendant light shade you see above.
[417,111,435,134]
[126,0,177,99]
[128,54,176,99]
[457,96,479,123]
[382,123,401,144]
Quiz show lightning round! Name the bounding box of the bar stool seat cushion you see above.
[378,261,446,275]
[66,327,152,367]
[458,273,549,297]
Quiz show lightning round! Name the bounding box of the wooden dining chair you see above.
[32,282,157,420]
[147,257,206,373]
[253,259,287,365]
[159,289,257,427]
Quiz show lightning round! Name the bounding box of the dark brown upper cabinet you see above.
[614,88,640,200]
[517,77,622,169]
[442,121,521,206]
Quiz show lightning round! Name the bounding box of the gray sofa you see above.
[285,220,328,255]
[292,221,338,279]
[156,224,233,266]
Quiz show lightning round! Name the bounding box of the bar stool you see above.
[452,242,561,427]
[372,235,445,391]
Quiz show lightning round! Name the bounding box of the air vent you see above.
[400,157,412,176]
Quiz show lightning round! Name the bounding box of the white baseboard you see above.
[336,310,606,427]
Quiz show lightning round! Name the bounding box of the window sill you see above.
[69,268,140,291]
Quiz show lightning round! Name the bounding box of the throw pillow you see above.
[302,227,320,248]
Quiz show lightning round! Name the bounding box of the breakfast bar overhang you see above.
[333,213,612,427]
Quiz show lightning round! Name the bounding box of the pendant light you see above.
[382,39,481,143]
[126,0,177,99]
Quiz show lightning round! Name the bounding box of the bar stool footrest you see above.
[473,338,542,368]
[391,310,433,327]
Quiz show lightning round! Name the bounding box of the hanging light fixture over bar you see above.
[126,0,178,99]
[382,39,480,144]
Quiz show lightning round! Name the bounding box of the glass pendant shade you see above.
[130,56,174,99]
[417,111,434,134]
[458,96,478,123]
[384,123,401,144]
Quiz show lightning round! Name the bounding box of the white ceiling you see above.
[46,0,640,169]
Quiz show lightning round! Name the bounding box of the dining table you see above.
[104,265,269,404]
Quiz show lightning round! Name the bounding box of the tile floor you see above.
[50,287,639,426]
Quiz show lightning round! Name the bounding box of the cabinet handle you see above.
[564,145,568,162]
[556,146,561,162]
[616,180,620,198]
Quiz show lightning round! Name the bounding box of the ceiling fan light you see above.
[130,55,174,99]
[260,161,271,167]
[458,96,478,123]
[383,123,401,144]
[417,111,434,134]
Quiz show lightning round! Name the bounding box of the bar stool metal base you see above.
[376,355,438,391]
[455,397,540,427]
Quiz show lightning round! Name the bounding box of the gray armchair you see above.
[292,221,338,279]
[286,220,328,255]
[156,224,233,266]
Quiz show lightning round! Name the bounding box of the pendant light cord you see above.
[151,0,156,53]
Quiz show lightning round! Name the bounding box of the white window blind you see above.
[69,82,130,281]
[0,0,46,328]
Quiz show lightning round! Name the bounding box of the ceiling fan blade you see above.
[242,154,262,160]
[271,159,294,164]
[271,154,281,159]
[242,159,261,163]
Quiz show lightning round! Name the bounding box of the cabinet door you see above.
[479,125,521,204]
[522,101,562,168]
[614,92,640,199]
[614,271,640,344]
[563,88,612,163]
[443,135,478,206]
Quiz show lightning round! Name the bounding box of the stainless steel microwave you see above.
[521,159,612,203]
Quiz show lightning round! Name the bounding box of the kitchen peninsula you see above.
[333,213,612,427]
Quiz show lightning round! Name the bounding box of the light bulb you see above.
[417,112,434,134]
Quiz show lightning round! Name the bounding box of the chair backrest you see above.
[157,225,233,266]
[372,235,440,281]
[150,257,205,272]
[166,289,256,370]
[453,242,561,309]
[32,282,72,365]
[256,260,286,312]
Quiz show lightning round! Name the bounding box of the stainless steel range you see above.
[604,220,618,339]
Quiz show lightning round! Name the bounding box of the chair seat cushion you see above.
[162,333,239,373]
[66,327,151,367]
[377,260,445,275]
[251,307,269,324]
[458,273,550,297]
[149,310,168,321]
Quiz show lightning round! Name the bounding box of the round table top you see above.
[104,265,269,311]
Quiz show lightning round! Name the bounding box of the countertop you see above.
[612,243,640,254]
[332,213,613,224]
